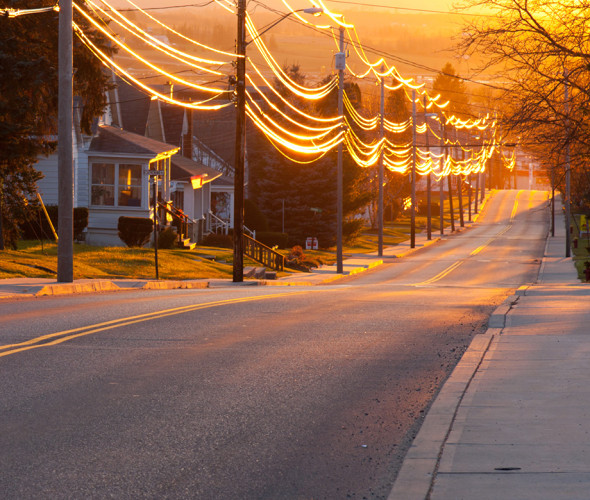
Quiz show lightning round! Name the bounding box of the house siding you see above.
[35,132,89,208]
[35,153,59,205]
[85,155,153,246]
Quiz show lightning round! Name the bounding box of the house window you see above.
[118,164,142,207]
[91,163,115,206]
[91,162,143,207]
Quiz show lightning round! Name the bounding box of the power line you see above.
[114,1,217,12]
[322,0,494,18]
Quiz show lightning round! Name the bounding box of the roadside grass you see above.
[572,214,590,282]
[1,194,478,280]
[0,241,234,280]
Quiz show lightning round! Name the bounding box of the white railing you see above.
[207,211,230,235]
[206,211,255,239]
[243,225,256,240]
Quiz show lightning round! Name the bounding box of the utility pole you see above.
[57,0,73,282]
[551,169,555,237]
[445,123,455,232]
[152,177,159,280]
[378,63,384,256]
[336,26,345,273]
[439,120,445,236]
[480,131,486,203]
[468,171,472,222]
[233,0,246,282]
[447,173,455,232]
[424,95,431,240]
[474,166,479,214]
[455,129,464,228]
[0,178,4,250]
[564,69,571,257]
[410,89,417,248]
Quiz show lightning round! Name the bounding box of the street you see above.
[0,190,549,499]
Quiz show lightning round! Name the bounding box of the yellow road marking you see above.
[510,190,524,221]
[0,291,311,358]
[415,190,522,286]
[417,260,464,285]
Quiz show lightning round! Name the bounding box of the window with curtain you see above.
[118,164,142,207]
[91,162,143,207]
[91,163,115,206]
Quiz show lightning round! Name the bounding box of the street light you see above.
[336,25,345,273]
[232,4,322,282]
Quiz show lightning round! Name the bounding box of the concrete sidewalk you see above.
[388,203,589,499]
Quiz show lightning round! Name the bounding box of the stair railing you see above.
[207,210,230,235]
[243,234,284,272]
[158,201,198,243]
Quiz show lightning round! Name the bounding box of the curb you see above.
[35,280,121,296]
[387,328,499,500]
[0,198,486,298]
[487,294,519,328]
[139,280,209,290]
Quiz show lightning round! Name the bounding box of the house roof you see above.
[111,78,151,136]
[160,101,185,147]
[171,155,223,185]
[88,125,179,157]
[193,105,236,167]
[212,175,234,187]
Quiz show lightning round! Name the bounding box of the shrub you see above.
[20,205,88,241]
[200,232,233,248]
[256,231,288,249]
[158,227,177,249]
[285,245,323,272]
[118,216,153,247]
[73,207,89,240]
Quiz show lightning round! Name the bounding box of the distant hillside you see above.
[112,4,472,82]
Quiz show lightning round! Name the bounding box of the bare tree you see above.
[457,0,590,207]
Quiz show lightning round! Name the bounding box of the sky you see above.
[118,0,480,82]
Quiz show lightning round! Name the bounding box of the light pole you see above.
[410,89,417,248]
[564,70,571,258]
[232,5,322,282]
[378,63,384,257]
[336,25,345,273]
[421,98,437,241]
[439,120,445,236]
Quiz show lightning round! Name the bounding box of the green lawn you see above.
[572,214,590,281]
[1,196,476,280]
[0,241,234,280]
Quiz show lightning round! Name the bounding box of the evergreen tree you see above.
[248,67,371,248]
[0,0,115,248]
[383,85,412,222]
[433,62,471,119]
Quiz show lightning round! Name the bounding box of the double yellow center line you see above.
[416,191,523,286]
[0,291,308,358]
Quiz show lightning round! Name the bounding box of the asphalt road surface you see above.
[0,189,550,499]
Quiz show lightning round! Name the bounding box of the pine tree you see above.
[0,0,115,248]
[382,85,412,222]
[248,67,371,248]
[433,63,471,119]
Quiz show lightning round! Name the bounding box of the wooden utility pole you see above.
[57,0,73,282]
[233,0,246,282]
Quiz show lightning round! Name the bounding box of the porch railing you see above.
[158,201,203,243]
[207,210,230,235]
[206,211,255,240]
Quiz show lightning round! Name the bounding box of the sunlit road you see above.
[0,190,550,499]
